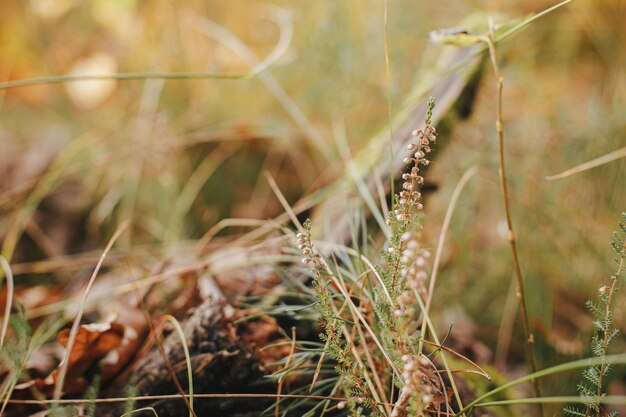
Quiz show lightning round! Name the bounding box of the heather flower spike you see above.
[394,97,437,230]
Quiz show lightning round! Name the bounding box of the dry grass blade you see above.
[383,0,395,198]
[275,327,297,417]
[7,393,357,405]
[186,8,333,162]
[52,221,129,401]
[545,146,626,181]
[25,251,297,319]
[0,6,292,92]
[121,407,159,417]
[309,271,366,393]
[129,279,197,417]
[166,143,240,241]
[0,256,13,348]
[316,241,394,305]
[264,171,306,235]
[160,315,197,417]
[333,264,391,416]
[419,166,479,353]
[414,293,465,415]
[323,259,402,382]
[421,340,491,381]
[194,218,269,254]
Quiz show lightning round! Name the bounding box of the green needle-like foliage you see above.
[565,213,626,417]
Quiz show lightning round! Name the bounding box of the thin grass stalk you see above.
[275,327,297,417]
[418,167,478,355]
[457,353,626,416]
[0,6,292,93]
[120,407,159,417]
[483,25,543,413]
[383,0,395,198]
[0,71,250,90]
[494,277,518,368]
[160,315,196,417]
[7,392,373,405]
[334,267,392,416]
[325,267,399,406]
[546,145,626,181]
[334,304,386,411]
[187,10,333,162]
[420,340,490,381]
[131,281,196,417]
[315,242,394,306]
[166,144,239,241]
[414,292,465,416]
[496,0,576,43]
[53,221,129,401]
[328,268,400,380]
[478,396,626,408]
[26,252,297,319]
[310,277,363,393]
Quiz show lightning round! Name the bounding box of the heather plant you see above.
[297,98,464,417]
[564,213,626,417]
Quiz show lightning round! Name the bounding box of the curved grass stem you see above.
[457,353,626,416]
